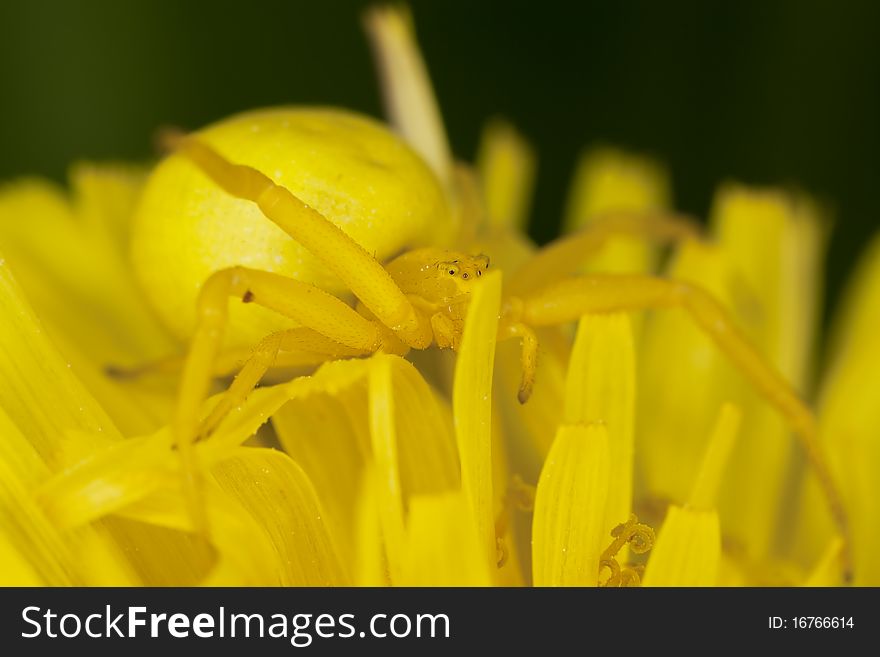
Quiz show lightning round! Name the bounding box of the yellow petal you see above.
[637,239,749,506]
[804,537,845,587]
[0,533,43,586]
[817,366,878,584]
[368,355,406,583]
[642,505,721,586]
[476,118,535,231]
[113,481,283,586]
[716,551,749,587]
[454,270,502,570]
[0,173,176,366]
[384,357,460,498]
[38,431,177,531]
[0,255,120,463]
[532,423,610,586]
[96,449,284,587]
[0,172,174,436]
[71,162,146,256]
[73,525,140,586]
[38,422,286,585]
[711,184,825,558]
[643,403,739,587]
[0,404,140,585]
[564,148,670,229]
[354,465,389,586]
[362,5,453,189]
[490,292,571,582]
[0,394,140,586]
[0,170,180,435]
[827,231,880,364]
[40,357,371,530]
[689,403,742,510]
[274,389,368,567]
[810,231,880,585]
[50,331,173,437]
[400,492,492,586]
[212,448,349,586]
[0,395,49,487]
[101,516,215,587]
[280,353,461,585]
[489,399,527,587]
[471,230,565,500]
[0,414,78,585]
[41,354,435,589]
[713,184,824,390]
[564,313,635,533]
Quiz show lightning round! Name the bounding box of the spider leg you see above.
[198,327,367,440]
[429,312,456,350]
[162,132,427,348]
[507,211,701,296]
[509,273,852,581]
[174,265,393,534]
[106,343,358,380]
[498,322,538,404]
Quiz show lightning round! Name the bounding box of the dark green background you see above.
[1,0,878,321]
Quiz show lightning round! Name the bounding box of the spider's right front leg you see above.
[507,211,701,295]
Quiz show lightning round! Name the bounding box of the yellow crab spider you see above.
[128,108,850,580]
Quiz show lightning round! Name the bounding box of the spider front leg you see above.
[507,210,702,295]
[163,132,429,348]
[173,265,395,532]
[505,273,852,581]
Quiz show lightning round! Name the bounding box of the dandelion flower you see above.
[0,5,876,588]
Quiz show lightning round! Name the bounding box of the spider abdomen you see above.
[131,107,449,346]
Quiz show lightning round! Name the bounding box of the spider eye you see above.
[462,272,469,280]
[476,270,482,277]
[438,262,459,276]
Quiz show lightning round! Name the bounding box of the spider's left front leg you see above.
[173,265,400,533]
[505,273,852,581]
[164,132,428,348]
